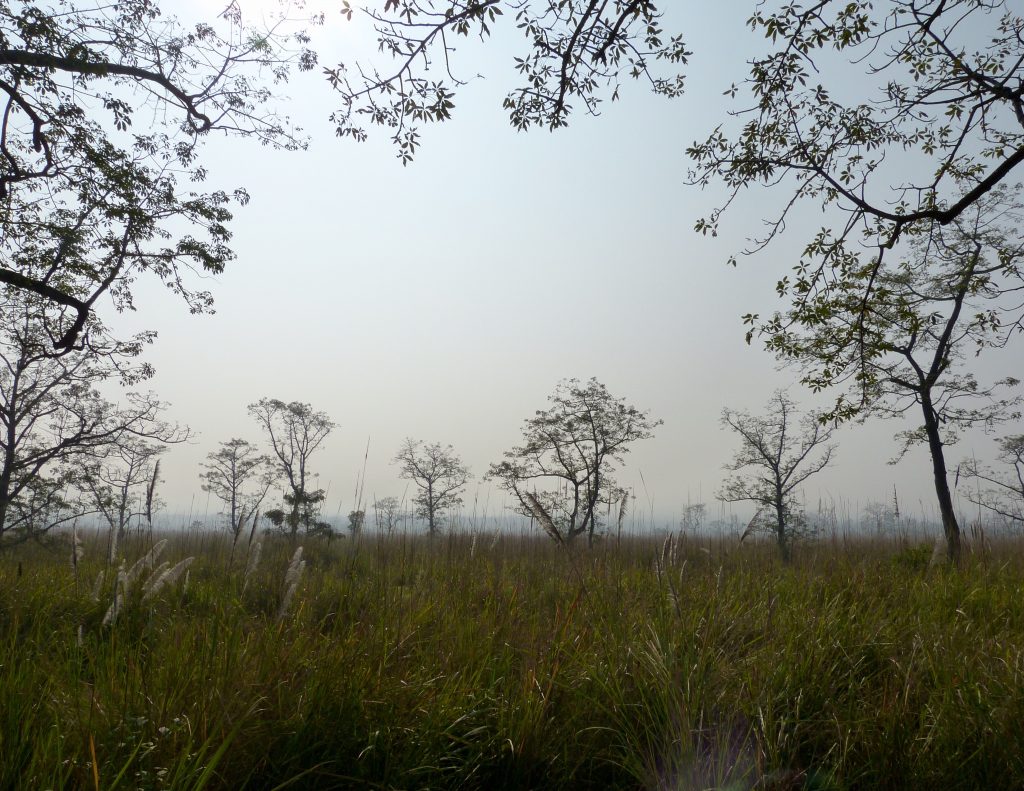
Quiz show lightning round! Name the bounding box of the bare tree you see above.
[200,438,273,550]
[680,503,706,534]
[393,439,471,536]
[962,436,1024,528]
[862,502,897,536]
[719,391,836,562]
[83,438,168,562]
[0,290,185,548]
[248,398,335,540]
[488,378,660,546]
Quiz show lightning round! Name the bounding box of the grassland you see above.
[3,529,1024,790]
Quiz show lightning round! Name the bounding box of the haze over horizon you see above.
[97,0,1019,531]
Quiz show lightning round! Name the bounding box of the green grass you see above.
[3,530,1024,789]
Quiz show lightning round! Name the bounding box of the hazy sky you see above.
[104,0,1020,529]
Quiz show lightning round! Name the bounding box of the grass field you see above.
[3,529,1024,790]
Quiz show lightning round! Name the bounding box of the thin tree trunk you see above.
[427,482,436,536]
[922,399,961,565]
[0,465,12,540]
[0,370,18,542]
[288,484,301,542]
[587,467,600,548]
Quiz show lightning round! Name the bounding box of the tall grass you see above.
[2,530,1024,789]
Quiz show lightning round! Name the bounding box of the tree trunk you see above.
[0,468,11,540]
[587,467,600,548]
[289,490,300,543]
[585,498,597,548]
[0,372,18,542]
[921,398,961,565]
[427,482,436,536]
[0,441,14,540]
[774,492,790,563]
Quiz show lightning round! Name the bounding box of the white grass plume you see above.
[278,546,306,621]
[283,546,304,590]
[670,530,681,567]
[242,541,262,594]
[126,539,167,584]
[143,557,194,601]
[101,565,129,627]
[140,561,171,598]
[70,524,84,571]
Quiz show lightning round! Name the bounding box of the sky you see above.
[103,0,1021,530]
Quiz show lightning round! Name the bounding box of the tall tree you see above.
[488,378,660,546]
[393,438,471,536]
[682,6,1024,555]
[248,398,335,540]
[756,192,1024,563]
[0,0,317,347]
[719,391,836,562]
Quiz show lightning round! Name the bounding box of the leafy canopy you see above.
[0,0,317,348]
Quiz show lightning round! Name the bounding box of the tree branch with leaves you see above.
[688,1,1024,369]
[0,0,318,348]
[327,0,688,163]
